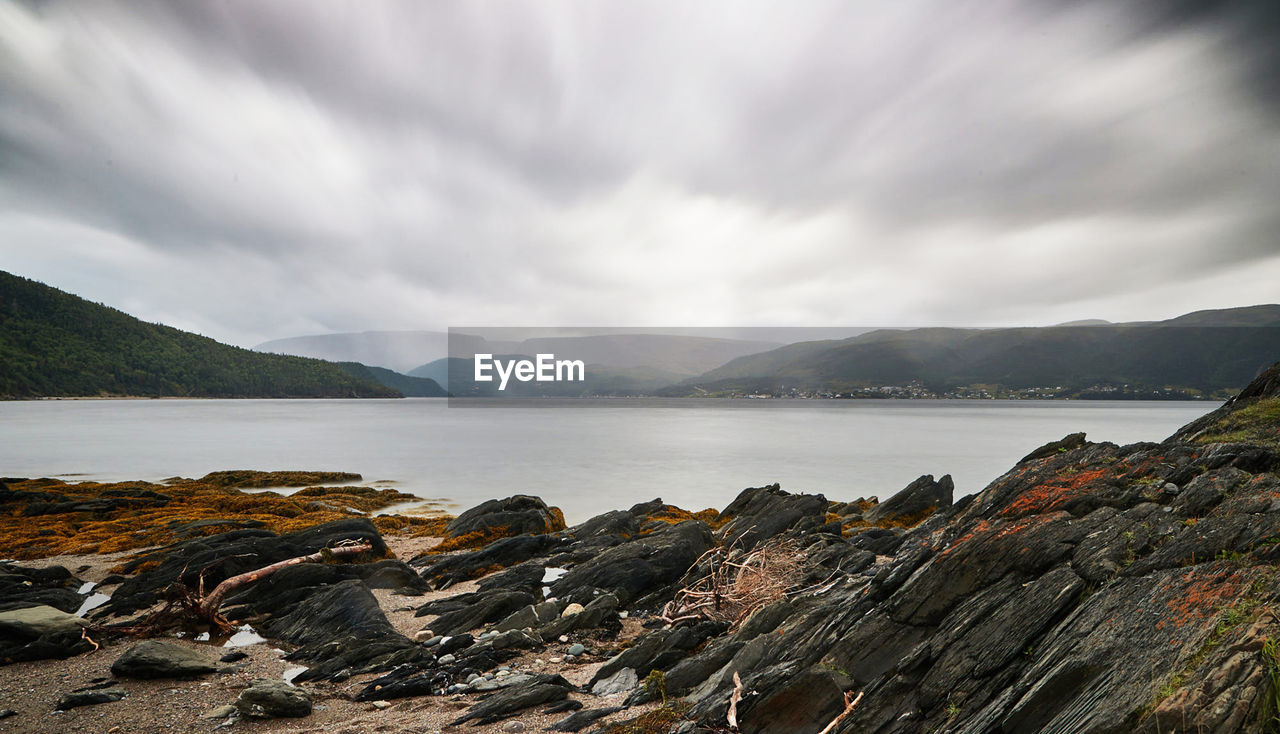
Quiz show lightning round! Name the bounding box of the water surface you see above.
[0,398,1215,522]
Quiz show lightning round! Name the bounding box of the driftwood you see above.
[727,671,744,729]
[196,541,373,619]
[817,690,864,734]
[104,539,375,636]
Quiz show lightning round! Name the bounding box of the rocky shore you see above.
[2,361,1280,733]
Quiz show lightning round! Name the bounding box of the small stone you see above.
[200,705,237,720]
[371,701,392,710]
[558,635,569,643]
[423,635,443,647]
[550,657,562,663]
[567,643,586,656]
[219,651,248,663]
[618,611,628,619]
[502,721,527,732]
[414,629,435,643]
[495,670,510,678]
[438,654,457,665]
[560,603,585,618]
[235,679,312,719]
[56,689,126,710]
[466,673,481,684]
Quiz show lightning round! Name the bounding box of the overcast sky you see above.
[2,1,1278,347]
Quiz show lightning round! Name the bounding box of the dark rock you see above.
[450,674,572,726]
[1020,432,1089,463]
[354,665,452,701]
[0,565,84,614]
[536,593,618,639]
[0,605,92,663]
[419,590,535,636]
[258,578,400,648]
[445,495,565,539]
[101,518,387,618]
[418,534,564,589]
[543,699,583,714]
[220,651,249,663]
[111,640,216,679]
[717,485,829,551]
[235,678,312,718]
[552,705,625,731]
[589,620,726,688]
[55,688,126,710]
[863,474,954,527]
[739,667,847,734]
[438,633,475,655]
[550,521,713,608]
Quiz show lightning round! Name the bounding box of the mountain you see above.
[255,331,448,373]
[334,362,447,397]
[667,306,1280,399]
[0,271,399,399]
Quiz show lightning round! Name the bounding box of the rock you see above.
[862,474,954,527]
[413,629,434,642]
[567,643,586,656]
[591,667,638,696]
[717,484,830,551]
[494,600,558,632]
[55,688,126,710]
[738,668,847,734]
[550,521,713,607]
[552,705,625,731]
[0,565,84,614]
[1021,432,1090,463]
[561,603,585,617]
[419,590,536,636]
[445,496,566,540]
[589,621,725,689]
[200,704,238,720]
[0,604,92,663]
[102,518,387,618]
[235,679,312,718]
[419,534,564,589]
[450,674,573,726]
[0,710,14,719]
[111,640,216,679]
[438,653,456,664]
[371,700,392,710]
[219,651,248,663]
[538,593,619,639]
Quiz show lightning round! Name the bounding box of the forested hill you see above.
[0,271,400,399]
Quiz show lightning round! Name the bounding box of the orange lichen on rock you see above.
[999,467,1112,518]
[1162,565,1250,630]
[0,473,440,560]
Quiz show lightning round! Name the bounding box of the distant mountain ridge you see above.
[666,306,1280,399]
[0,271,438,399]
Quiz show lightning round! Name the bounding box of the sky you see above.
[1,0,1279,348]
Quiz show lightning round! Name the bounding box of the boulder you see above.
[0,565,84,614]
[111,640,216,679]
[552,706,625,731]
[863,474,953,527]
[445,496,565,540]
[0,605,92,663]
[418,534,564,589]
[419,590,536,636]
[235,678,312,718]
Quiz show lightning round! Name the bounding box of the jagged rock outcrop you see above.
[656,361,1280,734]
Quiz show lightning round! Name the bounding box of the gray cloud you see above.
[1,0,1278,346]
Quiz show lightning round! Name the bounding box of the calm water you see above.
[0,398,1214,523]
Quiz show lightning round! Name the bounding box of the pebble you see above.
[567,643,586,656]
[503,722,527,732]
[465,673,480,684]
[371,701,392,710]
[413,629,435,643]
[438,654,456,664]
[422,636,443,648]
[550,657,562,663]
[560,603,585,618]
[558,635,569,643]
[495,670,510,678]
[200,705,236,720]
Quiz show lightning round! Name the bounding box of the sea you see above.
[0,398,1215,523]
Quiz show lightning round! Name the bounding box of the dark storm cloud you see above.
[0,0,1278,344]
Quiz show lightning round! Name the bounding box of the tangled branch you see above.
[662,538,804,628]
